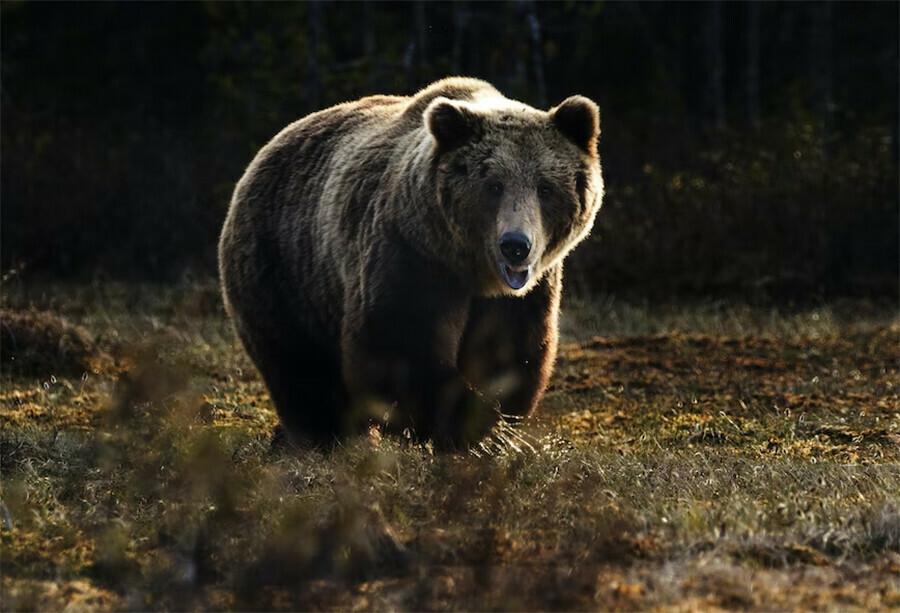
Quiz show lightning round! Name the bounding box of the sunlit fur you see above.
[219,77,603,448]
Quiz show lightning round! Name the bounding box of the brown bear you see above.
[219,77,603,449]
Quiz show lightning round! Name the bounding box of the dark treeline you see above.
[1,1,897,301]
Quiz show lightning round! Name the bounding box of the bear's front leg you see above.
[458,265,562,418]
[340,250,499,449]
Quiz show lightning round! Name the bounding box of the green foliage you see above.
[570,120,899,300]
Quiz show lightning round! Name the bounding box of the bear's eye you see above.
[488,181,504,196]
[537,182,553,198]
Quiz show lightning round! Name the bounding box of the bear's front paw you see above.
[431,385,501,451]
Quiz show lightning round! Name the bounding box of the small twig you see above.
[0,500,13,531]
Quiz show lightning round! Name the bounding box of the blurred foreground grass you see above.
[1,283,898,611]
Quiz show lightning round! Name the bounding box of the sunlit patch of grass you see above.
[1,283,898,610]
[559,294,897,341]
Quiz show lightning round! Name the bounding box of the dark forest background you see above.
[1,1,897,302]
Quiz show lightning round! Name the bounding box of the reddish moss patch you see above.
[1,309,111,377]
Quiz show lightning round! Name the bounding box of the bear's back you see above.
[402,77,502,117]
[251,77,500,181]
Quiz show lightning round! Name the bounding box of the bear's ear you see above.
[425,98,482,152]
[550,95,600,156]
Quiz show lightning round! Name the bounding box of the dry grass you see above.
[1,283,898,611]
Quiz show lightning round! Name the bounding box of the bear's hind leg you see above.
[238,329,349,448]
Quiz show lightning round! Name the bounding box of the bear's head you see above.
[425,93,603,296]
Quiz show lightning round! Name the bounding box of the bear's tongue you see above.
[501,264,531,290]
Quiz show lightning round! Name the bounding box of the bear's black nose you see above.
[499,232,532,265]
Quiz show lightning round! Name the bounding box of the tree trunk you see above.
[415,1,426,88]
[746,1,761,127]
[451,1,467,75]
[525,0,547,108]
[363,1,381,92]
[513,3,528,95]
[706,1,725,130]
[306,0,323,112]
[405,1,426,92]
[810,1,833,145]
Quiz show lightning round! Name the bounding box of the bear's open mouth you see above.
[499,263,532,290]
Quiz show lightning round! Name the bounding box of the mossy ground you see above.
[1,284,898,611]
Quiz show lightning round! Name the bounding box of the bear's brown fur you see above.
[219,77,603,448]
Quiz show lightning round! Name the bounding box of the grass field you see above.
[1,283,898,611]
